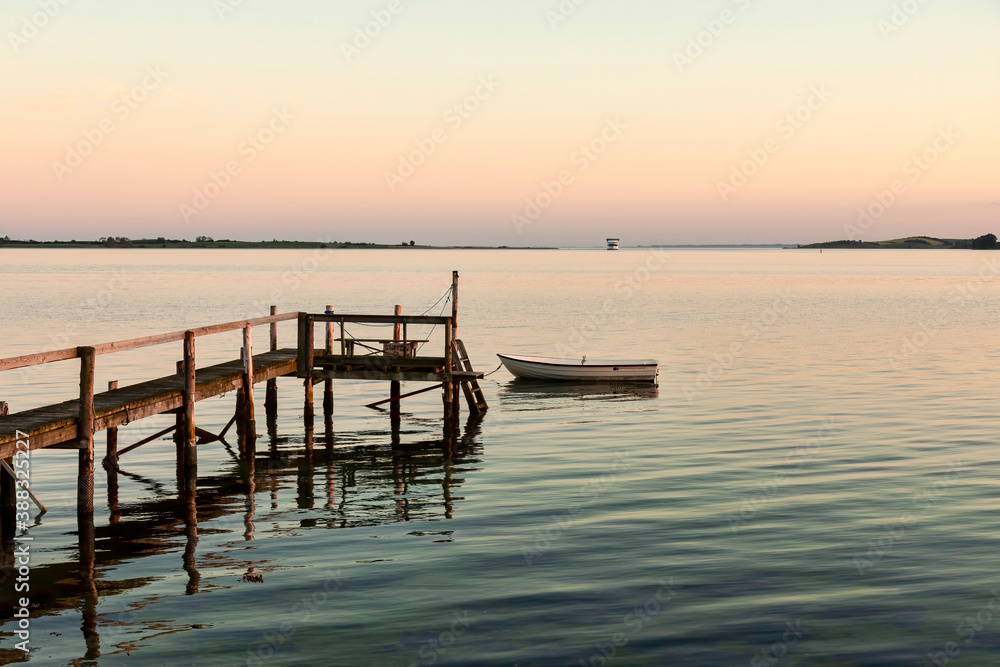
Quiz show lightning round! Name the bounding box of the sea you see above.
[2,247,1000,666]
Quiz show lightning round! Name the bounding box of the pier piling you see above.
[324,305,334,419]
[182,332,197,495]
[0,457,13,541]
[77,347,96,517]
[391,304,402,423]
[242,324,257,442]
[265,306,279,422]
[106,380,120,523]
[105,380,119,468]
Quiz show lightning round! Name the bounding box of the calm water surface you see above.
[2,248,1000,666]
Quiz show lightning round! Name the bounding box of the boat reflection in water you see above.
[0,415,483,662]
[498,378,660,405]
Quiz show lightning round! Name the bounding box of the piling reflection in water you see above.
[0,414,483,660]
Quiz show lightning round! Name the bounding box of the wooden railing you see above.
[296,313,454,377]
[0,310,299,372]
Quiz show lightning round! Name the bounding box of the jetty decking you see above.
[0,349,297,457]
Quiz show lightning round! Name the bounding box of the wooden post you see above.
[236,388,247,451]
[304,315,315,430]
[265,306,278,421]
[0,457,14,541]
[390,305,402,420]
[306,315,315,369]
[323,304,335,447]
[444,311,454,428]
[324,305,334,419]
[296,312,309,373]
[452,271,459,336]
[242,324,256,441]
[451,272,460,419]
[175,360,184,460]
[182,332,197,493]
[0,400,10,539]
[76,344,98,652]
[78,347,96,516]
[270,306,278,351]
[106,380,120,524]
[105,380,119,468]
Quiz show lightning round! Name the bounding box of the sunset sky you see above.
[2,0,997,246]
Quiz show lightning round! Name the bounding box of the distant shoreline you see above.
[0,239,556,250]
[796,236,978,250]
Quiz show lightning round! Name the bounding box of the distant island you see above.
[798,235,999,250]
[0,236,554,250]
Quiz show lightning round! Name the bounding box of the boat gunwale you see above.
[496,354,658,369]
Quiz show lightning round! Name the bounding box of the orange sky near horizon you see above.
[2,0,998,245]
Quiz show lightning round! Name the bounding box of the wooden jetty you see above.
[0,272,486,542]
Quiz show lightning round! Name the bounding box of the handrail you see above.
[0,311,299,373]
[311,314,451,325]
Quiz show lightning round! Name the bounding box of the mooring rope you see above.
[419,286,453,316]
[482,362,504,377]
[341,284,453,328]
[414,293,452,354]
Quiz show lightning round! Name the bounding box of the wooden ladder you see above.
[453,339,488,415]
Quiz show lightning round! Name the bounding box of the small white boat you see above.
[497,354,658,382]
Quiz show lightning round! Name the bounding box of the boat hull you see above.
[497,354,658,382]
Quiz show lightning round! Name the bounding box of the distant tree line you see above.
[971,234,998,250]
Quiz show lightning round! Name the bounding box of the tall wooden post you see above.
[77,345,99,655]
[324,305,334,419]
[304,315,315,430]
[0,403,10,539]
[105,380,119,468]
[78,347,96,517]
[235,388,247,451]
[452,271,459,336]
[390,305,402,422]
[265,305,278,423]
[106,380,120,524]
[242,324,256,442]
[443,308,454,429]
[451,272,460,419]
[0,458,14,541]
[182,332,197,494]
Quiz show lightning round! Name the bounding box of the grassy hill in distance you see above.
[798,236,975,249]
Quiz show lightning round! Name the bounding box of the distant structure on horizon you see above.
[606,238,620,251]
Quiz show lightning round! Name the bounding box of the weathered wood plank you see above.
[0,312,298,372]
[309,370,450,382]
[0,349,298,458]
[312,355,447,369]
[311,314,451,325]
[0,348,78,372]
